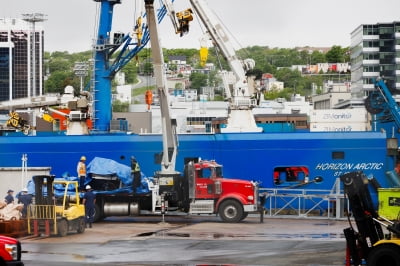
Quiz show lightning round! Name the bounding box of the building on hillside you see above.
[167,77,187,91]
[312,81,352,109]
[296,47,331,54]
[0,18,45,102]
[291,63,351,75]
[200,86,215,101]
[203,63,215,71]
[191,68,210,75]
[113,85,132,103]
[168,55,188,74]
[115,72,125,86]
[260,73,284,91]
[168,55,186,65]
[254,94,313,115]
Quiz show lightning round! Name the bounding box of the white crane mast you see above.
[145,0,178,174]
[189,0,262,132]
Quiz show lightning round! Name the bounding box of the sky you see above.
[2,0,400,53]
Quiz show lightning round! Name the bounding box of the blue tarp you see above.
[87,157,132,185]
[25,157,153,197]
[86,157,152,194]
[24,177,79,197]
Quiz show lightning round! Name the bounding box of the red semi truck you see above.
[93,158,261,223]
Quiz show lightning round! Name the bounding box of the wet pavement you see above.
[19,215,351,265]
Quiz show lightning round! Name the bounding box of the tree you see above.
[169,63,177,73]
[189,72,208,90]
[48,58,72,73]
[45,71,79,94]
[175,82,183,90]
[207,70,221,88]
[141,61,153,75]
[310,50,326,64]
[122,60,138,84]
[112,99,129,112]
[325,45,346,63]
[274,68,302,89]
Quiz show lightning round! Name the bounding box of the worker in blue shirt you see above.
[82,185,96,228]
[131,156,141,194]
[18,188,33,218]
[4,189,14,204]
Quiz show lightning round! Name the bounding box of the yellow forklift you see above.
[341,171,400,265]
[28,175,86,237]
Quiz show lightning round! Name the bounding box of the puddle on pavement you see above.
[141,231,345,239]
[136,221,346,239]
[137,231,156,237]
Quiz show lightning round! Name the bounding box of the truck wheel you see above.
[368,245,400,266]
[57,219,68,237]
[219,200,243,223]
[93,204,102,223]
[240,212,248,221]
[77,217,85,234]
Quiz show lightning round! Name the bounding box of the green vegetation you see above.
[112,99,129,112]
[44,45,350,102]
[132,86,156,97]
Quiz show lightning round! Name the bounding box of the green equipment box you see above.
[378,188,400,220]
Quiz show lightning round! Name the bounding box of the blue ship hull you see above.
[0,131,393,190]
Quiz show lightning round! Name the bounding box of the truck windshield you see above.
[198,166,223,178]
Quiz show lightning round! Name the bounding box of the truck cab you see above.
[187,158,260,222]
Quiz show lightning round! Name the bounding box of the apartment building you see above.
[0,18,44,101]
[350,22,400,99]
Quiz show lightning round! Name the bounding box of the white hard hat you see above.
[22,188,28,192]
[85,185,91,190]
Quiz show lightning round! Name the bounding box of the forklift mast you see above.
[340,171,385,265]
[32,175,55,205]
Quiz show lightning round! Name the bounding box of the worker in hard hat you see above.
[17,188,32,218]
[131,156,141,194]
[82,185,96,228]
[77,156,87,191]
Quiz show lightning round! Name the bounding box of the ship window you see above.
[273,166,309,186]
[332,151,344,159]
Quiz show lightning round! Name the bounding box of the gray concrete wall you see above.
[0,167,51,197]
[113,111,152,134]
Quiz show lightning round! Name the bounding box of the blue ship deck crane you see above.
[365,77,400,131]
[91,0,171,131]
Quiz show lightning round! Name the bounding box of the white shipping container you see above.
[310,109,367,123]
[310,122,369,132]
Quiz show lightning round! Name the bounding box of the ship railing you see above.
[259,187,347,220]
[231,98,254,109]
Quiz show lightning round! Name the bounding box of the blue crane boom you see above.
[370,78,400,129]
[92,0,172,131]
